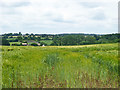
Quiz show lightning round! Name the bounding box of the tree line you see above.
[51,34,119,46]
[0,33,119,46]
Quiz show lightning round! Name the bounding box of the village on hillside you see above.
[1,32,54,46]
[1,32,119,46]
[20,40,45,46]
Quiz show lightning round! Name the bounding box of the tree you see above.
[17,36,23,41]
[36,37,41,41]
[12,43,21,46]
[84,36,96,44]
[19,32,22,36]
[1,39,10,46]
[31,43,38,46]
[25,33,29,36]
[40,42,47,46]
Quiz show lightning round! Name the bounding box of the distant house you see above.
[38,43,40,46]
[22,43,28,46]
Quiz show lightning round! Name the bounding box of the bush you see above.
[9,39,18,42]
[1,39,10,46]
[31,43,38,46]
[40,42,47,46]
[12,43,21,46]
[50,43,57,46]
[22,41,27,43]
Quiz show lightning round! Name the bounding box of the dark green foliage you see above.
[7,38,18,42]
[22,41,27,43]
[12,43,21,46]
[17,36,22,41]
[1,38,10,46]
[31,43,38,46]
[1,33,119,46]
[52,34,119,46]
[40,42,47,46]
[36,37,41,41]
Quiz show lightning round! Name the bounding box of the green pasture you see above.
[1,43,118,88]
[40,40,53,45]
[7,38,17,41]
[10,42,21,46]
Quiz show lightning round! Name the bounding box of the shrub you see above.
[12,43,21,46]
[40,42,47,46]
[1,39,10,46]
[31,43,38,46]
[22,41,27,43]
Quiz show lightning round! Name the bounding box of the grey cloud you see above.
[80,2,102,8]
[1,7,21,15]
[0,0,117,34]
[44,13,53,17]
[1,9,20,15]
[0,2,30,8]
[92,12,106,20]
[44,13,75,23]
[53,18,75,23]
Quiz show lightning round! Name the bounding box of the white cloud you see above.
[0,0,119,34]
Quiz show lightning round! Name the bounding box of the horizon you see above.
[1,32,118,35]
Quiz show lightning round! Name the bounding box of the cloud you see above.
[0,1,30,8]
[92,12,106,20]
[0,0,119,34]
[80,2,102,8]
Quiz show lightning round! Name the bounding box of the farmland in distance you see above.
[1,43,118,88]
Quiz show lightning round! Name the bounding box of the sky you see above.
[0,0,119,34]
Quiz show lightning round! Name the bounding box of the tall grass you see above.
[0,46,2,89]
[2,43,118,88]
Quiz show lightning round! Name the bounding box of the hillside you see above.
[0,33,119,46]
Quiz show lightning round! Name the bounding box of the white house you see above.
[22,43,28,46]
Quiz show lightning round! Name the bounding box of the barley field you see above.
[1,43,118,88]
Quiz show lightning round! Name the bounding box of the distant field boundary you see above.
[0,43,118,47]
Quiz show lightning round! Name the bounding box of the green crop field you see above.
[1,43,118,88]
